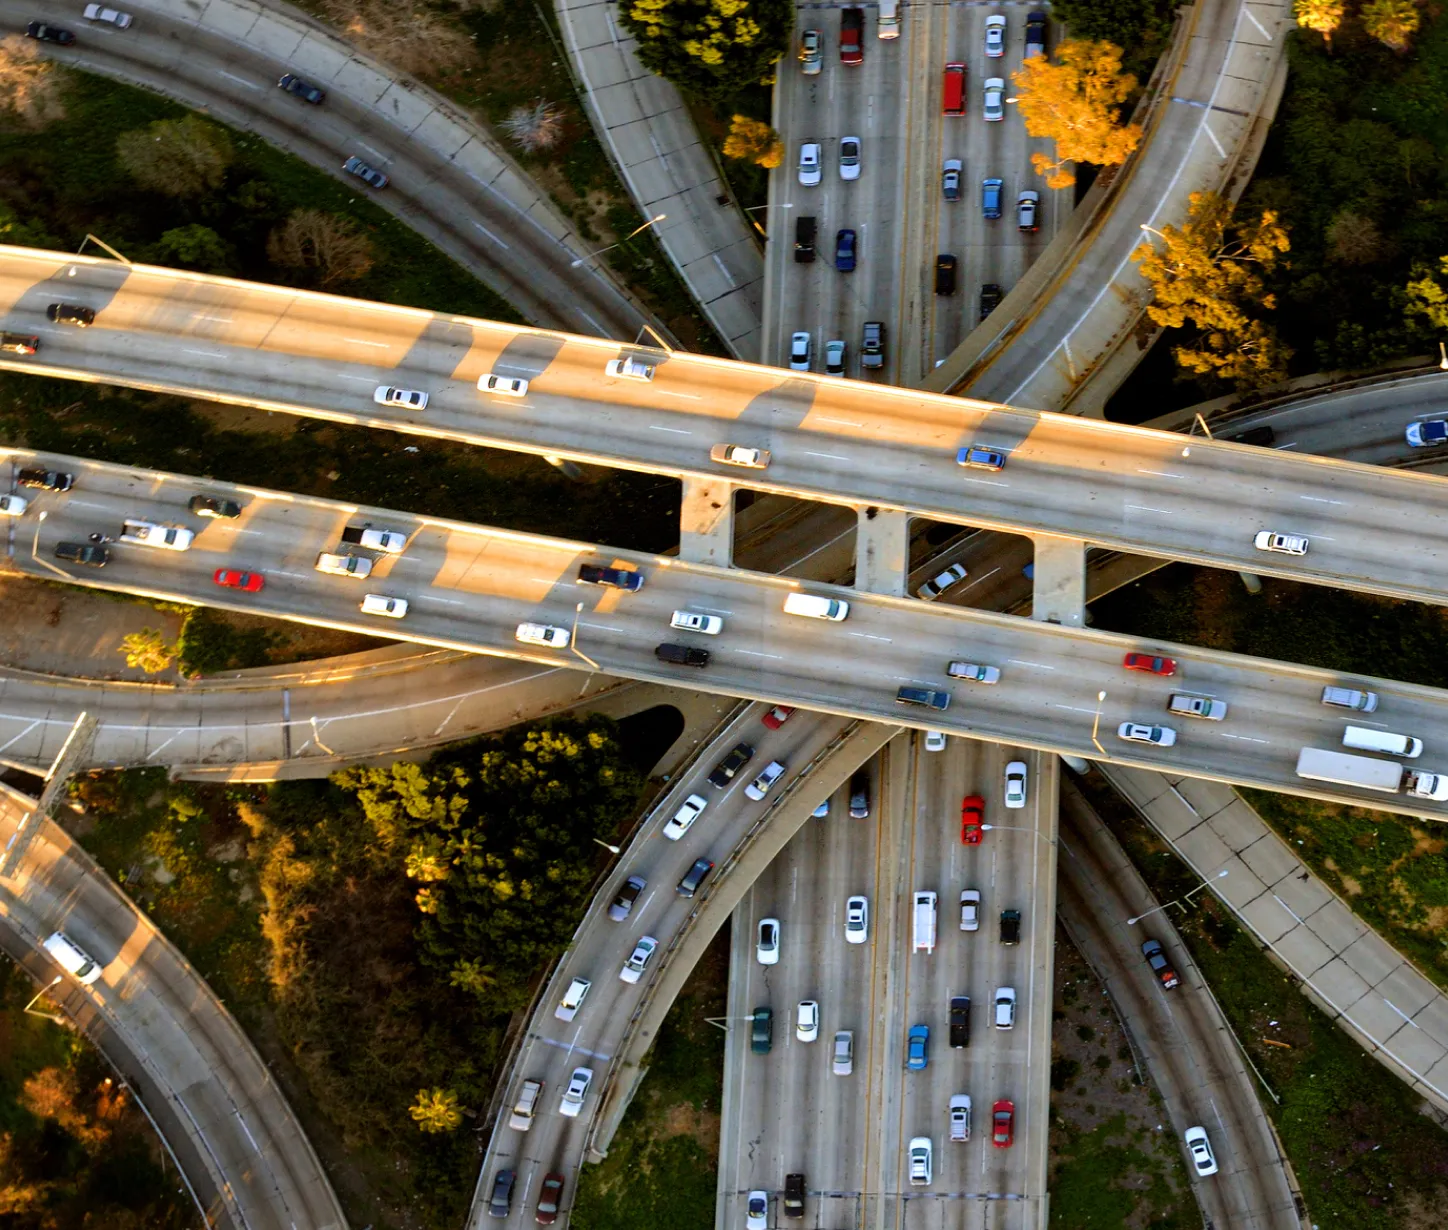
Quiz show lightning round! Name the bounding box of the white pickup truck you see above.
[341,524,407,553]
[119,519,194,551]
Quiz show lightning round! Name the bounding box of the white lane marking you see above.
[636,890,657,921]
[194,314,231,323]
[1384,999,1420,1028]
[577,310,606,334]
[337,374,375,383]
[1220,733,1270,744]
[959,567,1000,593]
[657,390,702,400]
[183,349,226,358]
[817,417,863,427]
[1053,705,1099,715]
[0,721,40,754]
[1272,894,1304,925]
[346,338,391,348]
[734,649,784,660]
[804,451,850,461]
[472,221,510,249]
[848,632,892,642]
[958,476,1010,487]
[357,142,385,160]
[1273,442,1299,449]
[580,623,625,633]
[536,1035,612,1061]
[1007,659,1054,670]
[1125,504,1173,515]
[1299,495,1343,505]
[420,596,465,606]
[1137,469,1184,479]
[217,71,257,89]
[233,1111,261,1152]
[648,425,693,435]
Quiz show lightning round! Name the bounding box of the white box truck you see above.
[912,891,938,953]
[1295,747,1403,793]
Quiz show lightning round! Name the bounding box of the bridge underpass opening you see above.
[908,517,1037,613]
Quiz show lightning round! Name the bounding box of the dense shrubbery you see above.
[622,0,791,103]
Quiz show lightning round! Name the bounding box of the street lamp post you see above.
[570,602,601,672]
[1127,869,1229,925]
[30,509,46,560]
[1091,690,1107,757]
[1439,341,1448,371]
[571,213,666,267]
[24,975,64,1022]
[591,837,621,856]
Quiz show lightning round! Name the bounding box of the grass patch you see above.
[1075,771,1448,1228]
[572,926,727,1230]
[1049,1114,1190,1230]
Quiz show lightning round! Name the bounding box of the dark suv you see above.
[677,857,715,898]
[54,542,108,567]
[935,255,957,296]
[0,333,40,356]
[577,563,644,590]
[1141,938,1180,989]
[979,283,1003,321]
[46,303,94,327]
[655,642,709,668]
[949,995,970,1048]
[861,321,885,370]
[849,771,870,819]
[708,742,755,788]
[18,468,74,492]
[486,1169,515,1219]
[26,21,75,44]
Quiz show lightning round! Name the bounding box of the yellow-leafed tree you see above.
[1011,39,1143,189]
[1293,0,1345,48]
[722,114,783,168]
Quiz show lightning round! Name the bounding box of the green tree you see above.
[116,115,233,197]
[151,224,232,273]
[410,1087,462,1133]
[1361,0,1419,51]
[1012,40,1143,189]
[622,0,791,102]
[118,627,176,674]
[1293,0,1345,48]
[1132,190,1292,390]
[721,114,783,168]
[1047,0,1175,74]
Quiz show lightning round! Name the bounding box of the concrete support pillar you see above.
[855,507,909,596]
[0,712,97,877]
[678,477,734,567]
[1030,535,1087,626]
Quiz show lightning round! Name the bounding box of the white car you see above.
[959,889,980,931]
[844,894,869,944]
[515,622,570,648]
[360,594,408,619]
[670,610,723,635]
[83,3,132,25]
[619,935,658,984]
[710,443,770,469]
[918,562,967,600]
[1118,722,1179,747]
[558,1067,592,1118]
[1004,760,1028,809]
[925,730,947,752]
[745,760,787,801]
[373,385,428,409]
[663,793,708,840]
[1406,418,1448,447]
[554,976,591,1022]
[756,917,781,965]
[798,141,822,186]
[984,13,1005,55]
[1184,1125,1218,1176]
[478,373,528,397]
[839,135,861,180]
[825,339,846,376]
[947,662,1000,684]
[0,494,27,516]
[983,77,1005,121]
[993,986,1016,1029]
[1018,189,1040,232]
[949,1093,972,1141]
[908,1137,933,1186]
[796,999,820,1042]
[1254,530,1308,555]
[789,331,812,371]
[746,1190,769,1230]
[605,356,656,381]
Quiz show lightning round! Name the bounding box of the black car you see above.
[26,20,75,44]
[0,332,40,355]
[54,541,108,567]
[861,320,885,370]
[1141,938,1180,989]
[486,1169,515,1219]
[189,494,242,519]
[655,642,709,667]
[935,254,957,296]
[277,73,325,104]
[46,303,95,327]
[949,995,970,1048]
[979,283,1003,321]
[750,1005,773,1054]
[708,742,755,788]
[849,771,870,819]
[677,857,715,898]
[577,563,644,590]
[18,468,74,492]
[1025,9,1048,57]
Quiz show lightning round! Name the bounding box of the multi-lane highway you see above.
[719,736,1055,1230]
[12,249,1448,609]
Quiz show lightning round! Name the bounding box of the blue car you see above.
[906,1023,929,1070]
[982,177,1003,220]
[835,228,857,272]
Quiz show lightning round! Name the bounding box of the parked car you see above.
[992,1100,1015,1147]
[1254,530,1309,555]
[277,73,325,104]
[845,894,869,943]
[83,4,132,26]
[906,1023,929,1070]
[1004,761,1028,809]
[26,21,75,44]
[663,793,707,840]
[917,562,967,600]
[834,228,857,272]
[745,761,787,801]
[789,331,812,370]
[799,27,822,73]
[608,875,646,921]
[1118,722,1178,747]
[213,568,264,592]
[1184,1125,1218,1176]
[798,142,822,186]
[942,158,962,201]
[1017,190,1039,231]
[1141,938,1180,989]
[839,136,861,180]
[1123,652,1176,676]
[961,795,984,844]
[342,155,388,188]
[373,385,427,409]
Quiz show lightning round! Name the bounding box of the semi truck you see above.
[1295,747,1403,793]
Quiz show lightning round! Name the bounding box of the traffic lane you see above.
[20,460,1448,816]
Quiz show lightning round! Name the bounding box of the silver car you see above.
[619,936,658,984]
[918,562,968,600]
[789,331,812,371]
[798,142,822,186]
[558,1067,593,1118]
[832,1030,854,1075]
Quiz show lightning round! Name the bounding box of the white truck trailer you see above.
[1295,747,1403,793]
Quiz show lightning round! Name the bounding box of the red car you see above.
[535,1172,565,1225]
[1123,652,1176,676]
[992,1099,1014,1148]
[961,794,984,844]
[213,568,264,592]
[761,705,795,730]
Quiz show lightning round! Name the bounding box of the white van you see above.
[783,592,850,621]
[912,891,938,953]
[1343,726,1422,758]
[877,0,900,37]
[42,931,103,984]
